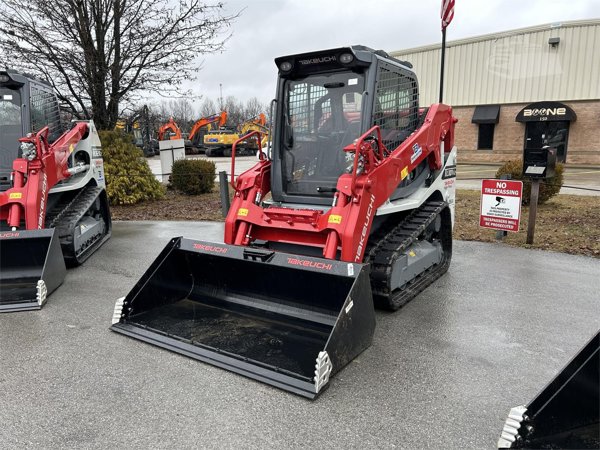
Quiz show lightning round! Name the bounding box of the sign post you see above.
[526,180,541,244]
[480,179,523,233]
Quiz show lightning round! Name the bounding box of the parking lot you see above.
[148,154,600,196]
[1,221,598,448]
[456,164,600,195]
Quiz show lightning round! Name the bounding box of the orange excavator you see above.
[157,118,182,141]
[188,111,227,153]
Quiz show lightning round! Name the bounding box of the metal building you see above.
[391,19,600,164]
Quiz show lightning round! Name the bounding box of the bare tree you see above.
[0,0,238,130]
[223,95,245,128]
[244,97,266,120]
[168,99,196,129]
[156,102,170,122]
[199,98,218,117]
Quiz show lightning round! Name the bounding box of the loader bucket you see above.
[0,229,67,312]
[498,331,599,449]
[111,238,375,398]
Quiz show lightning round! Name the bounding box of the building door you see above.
[525,120,570,162]
[517,102,576,164]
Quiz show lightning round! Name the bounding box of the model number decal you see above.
[410,143,423,164]
[443,165,457,179]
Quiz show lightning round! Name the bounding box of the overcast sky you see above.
[179,0,597,110]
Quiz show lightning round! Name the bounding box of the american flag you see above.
[441,0,455,30]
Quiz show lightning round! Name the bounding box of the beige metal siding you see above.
[392,20,600,106]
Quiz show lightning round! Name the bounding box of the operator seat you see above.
[316,116,361,178]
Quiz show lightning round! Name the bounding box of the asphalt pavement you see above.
[456,164,600,195]
[147,155,600,196]
[1,221,598,448]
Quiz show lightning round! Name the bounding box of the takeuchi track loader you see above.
[0,70,111,312]
[111,46,457,398]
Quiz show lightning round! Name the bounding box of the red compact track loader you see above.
[111,46,457,398]
[0,70,111,312]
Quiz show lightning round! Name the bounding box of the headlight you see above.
[279,61,293,72]
[339,53,354,64]
[0,74,10,83]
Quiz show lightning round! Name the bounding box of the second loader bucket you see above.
[0,229,66,312]
[111,238,376,398]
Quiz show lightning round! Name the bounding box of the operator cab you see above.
[270,46,420,206]
[0,70,61,191]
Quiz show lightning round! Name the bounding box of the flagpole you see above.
[439,26,446,103]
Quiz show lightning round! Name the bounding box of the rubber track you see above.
[46,185,110,264]
[364,200,452,310]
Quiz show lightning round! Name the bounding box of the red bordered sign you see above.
[480,179,523,232]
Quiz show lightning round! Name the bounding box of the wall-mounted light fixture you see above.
[548,37,560,48]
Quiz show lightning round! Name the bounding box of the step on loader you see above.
[111,46,457,398]
[0,70,111,312]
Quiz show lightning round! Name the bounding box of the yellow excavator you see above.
[188,111,227,154]
[203,113,268,157]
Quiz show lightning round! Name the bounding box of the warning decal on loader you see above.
[328,215,342,224]
[401,167,409,180]
[237,208,249,216]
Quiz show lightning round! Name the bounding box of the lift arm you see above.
[224,105,456,262]
[0,122,89,230]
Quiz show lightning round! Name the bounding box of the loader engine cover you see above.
[111,238,376,398]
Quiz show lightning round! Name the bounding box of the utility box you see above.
[159,139,185,183]
[523,146,556,179]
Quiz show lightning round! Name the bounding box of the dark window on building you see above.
[472,104,499,151]
[373,64,419,151]
[478,123,495,150]
[30,84,61,143]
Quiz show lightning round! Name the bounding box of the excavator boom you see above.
[157,118,182,141]
[203,113,268,157]
[189,111,227,142]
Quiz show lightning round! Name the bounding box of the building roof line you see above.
[391,18,600,55]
